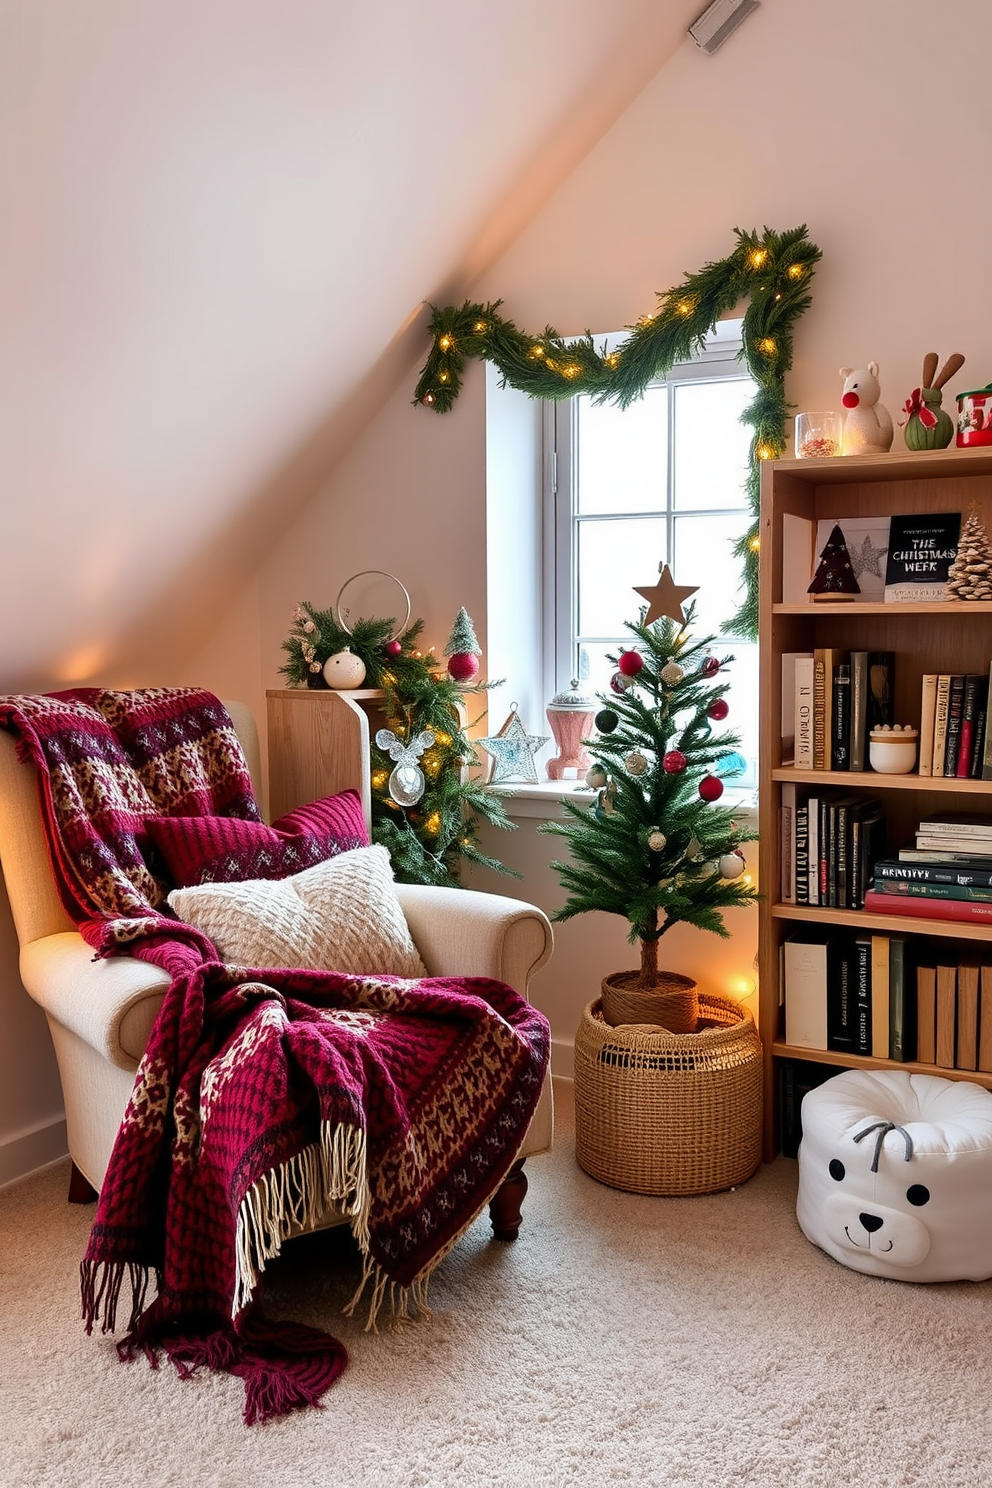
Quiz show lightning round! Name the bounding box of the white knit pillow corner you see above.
[167,843,426,978]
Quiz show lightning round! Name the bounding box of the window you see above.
[545,319,759,789]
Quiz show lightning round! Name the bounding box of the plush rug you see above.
[3,1081,992,1488]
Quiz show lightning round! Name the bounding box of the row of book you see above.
[782,929,991,1073]
[864,810,992,927]
[917,671,992,778]
[779,784,885,909]
[787,648,894,772]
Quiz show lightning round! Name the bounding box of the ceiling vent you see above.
[688,0,759,54]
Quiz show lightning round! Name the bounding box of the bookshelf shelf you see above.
[758,446,992,1161]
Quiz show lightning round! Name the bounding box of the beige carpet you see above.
[2,1080,991,1488]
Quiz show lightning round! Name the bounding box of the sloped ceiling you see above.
[1,0,703,689]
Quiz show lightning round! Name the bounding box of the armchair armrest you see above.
[393,885,552,999]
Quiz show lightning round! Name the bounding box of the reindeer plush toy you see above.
[839,362,894,455]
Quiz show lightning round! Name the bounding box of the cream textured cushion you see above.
[167,844,426,978]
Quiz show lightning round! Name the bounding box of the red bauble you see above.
[610,670,632,694]
[698,773,724,802]
[617,650,644,677]
[701,655,720,677]
[708,698,730,721]
[662,750,687,774]
[384,639,403,657]
[447,652,480,682]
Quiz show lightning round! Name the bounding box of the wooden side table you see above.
[266,688,387,830]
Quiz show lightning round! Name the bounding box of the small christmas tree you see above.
[443,606,482,682]
[541,600,758,1029]
[947,507,992,600]
[807,524,860,600]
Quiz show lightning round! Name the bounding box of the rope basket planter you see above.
[600,969,699,1032]
[573,994,762,1196]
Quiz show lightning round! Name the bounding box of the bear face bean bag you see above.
[797,1068,992,1282]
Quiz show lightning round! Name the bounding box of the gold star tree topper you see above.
[634,563,699,626]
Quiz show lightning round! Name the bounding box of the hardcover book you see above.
[956,962,981,1071]
[917,673,938,777]
[917,963,937,1064]
[849,651,869,772]
[888,935,915,1063]
[793,654,815,769]
[931,674,952,775]
[943,675,966,778]
[883,512,961,602]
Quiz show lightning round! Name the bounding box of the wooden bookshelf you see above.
[758,446,992,1160]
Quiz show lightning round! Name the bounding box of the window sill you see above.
[490,779,758,824]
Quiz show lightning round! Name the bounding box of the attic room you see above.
[4,2,992,1481]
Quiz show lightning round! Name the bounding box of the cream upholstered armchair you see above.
[0,696,553,1239]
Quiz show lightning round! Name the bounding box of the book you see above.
[866,652,895,732]
[935,962,957,1068]
[957,675,987,779]
[793,655,815,768]
[784,929,840,1050]
[942,674,966,777]
[883,511,961,601]
[813,649,838,770]
[916,963,937,1064]
[915,834,992,855]
[968,679,988,779]
[853,934,872,1057]
[851,802,886,911]
[831,664,851,770]
[863,889,992,925]
[875,858,992,888]
[956,962,981,1071]
[814,516,890,603]
[782,513,815,606]
[826,934,857,1054]
[827,794,861,907]
[780,783,798,903]
[806,792,820,905]
[794,796,810,907]
[917,673,938,777]
[980,966,992,1074]
[871,879,992,903]
[870,933,889,1059]
[898,847,992,865]
[848,650,869,773]
[931,675,952,776]
[917,812,992,839]
[984,660,992,782]
[888,935,915,1063]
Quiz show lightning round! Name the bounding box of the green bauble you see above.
[904,389,954,451]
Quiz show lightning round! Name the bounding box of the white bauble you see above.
[647,829,667,852]
[625,751,648,777]
[585,764,608,789]
[719,852,745,879]
[323,648,367,690]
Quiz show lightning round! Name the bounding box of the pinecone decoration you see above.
[947,508,992,600]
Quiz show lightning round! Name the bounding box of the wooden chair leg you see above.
[488,1158,528,1241]
[68,1161,98,1205]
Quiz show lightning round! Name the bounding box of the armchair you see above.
[0,695,553,1240]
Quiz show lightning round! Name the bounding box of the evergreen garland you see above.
[280,602,517,886]
[413,225,822,639]
[540,605,759,989]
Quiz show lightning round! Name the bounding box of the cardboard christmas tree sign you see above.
[808,524,861,602]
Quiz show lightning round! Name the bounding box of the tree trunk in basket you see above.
[638,931,659,989]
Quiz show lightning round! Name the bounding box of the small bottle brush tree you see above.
[541,605,758,1027]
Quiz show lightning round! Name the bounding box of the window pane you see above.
[575,388,667,514]
[576,642,624,697]
[673,512,749,638]
[577,517,667,638]
[673,378,755,510]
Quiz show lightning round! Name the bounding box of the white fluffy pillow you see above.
[167,844,426,979]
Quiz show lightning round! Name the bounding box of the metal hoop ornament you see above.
[334,571,412,644]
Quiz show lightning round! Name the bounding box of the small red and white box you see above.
[955,384,992,447]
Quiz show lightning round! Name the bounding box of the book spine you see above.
[784,937,829,1050]
[826,937,856,1054]
[854,935,872,1057]
[936,964,957,1068]
[818,797,829,903]
[874,859,992,887]
[813,652,828,770]
[980,966,992,1073]
[870,933,890,1059]
[956,963,980,1071]
[969,680,988,778]
[871,880,992,903]
[898,848,992,864]
[849,652,868,772]
[917,817,992,839]
[794,656,815,769]
[795,801,810,907]
[780,798,795,904]
[888,936,915,1063]
[916,964,936,1064]
[835,801,851,908]
[932,674,951,776]
[984,658,992,781]
[807,795,820,905]
[864,889,992,924]
[917,673,938,777]
[915,835,992,853]
[943,674,965,777]
[831,665,851,770]
[956,675,982,778]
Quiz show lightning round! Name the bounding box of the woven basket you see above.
[573,994,762,1196]
[600,970,699,1032]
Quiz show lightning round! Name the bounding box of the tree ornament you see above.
[617,650,644,677]
[447,651,480,682]
[478,706,549,785]
[384,638,403,657]
[719,851,746,879]
[594,708,619,733]
[634,562,699,627]
[647,828,667,852]
[375,728,436,807]
[947,506,992,601]
[701,655,720,677]
[610,670,633,694]
[444,606,483,681]
[625,751,648,777]
[807,524,860,601]
[323,648,367,690]
[839,363,894,455]
[698,773,724,802]
[663,750,687,774]
[708,698,730,721]
[546,678,597,781]
[585,763,608,789]
[660,662,684,687]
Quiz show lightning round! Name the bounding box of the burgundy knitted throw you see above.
[0,688,549,1424]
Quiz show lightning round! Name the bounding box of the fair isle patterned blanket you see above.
[0,688,549,1423]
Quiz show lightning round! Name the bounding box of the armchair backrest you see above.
[0,698,261,951]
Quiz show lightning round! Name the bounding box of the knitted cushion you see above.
[147,790,368,887]
[167,845,426,978]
